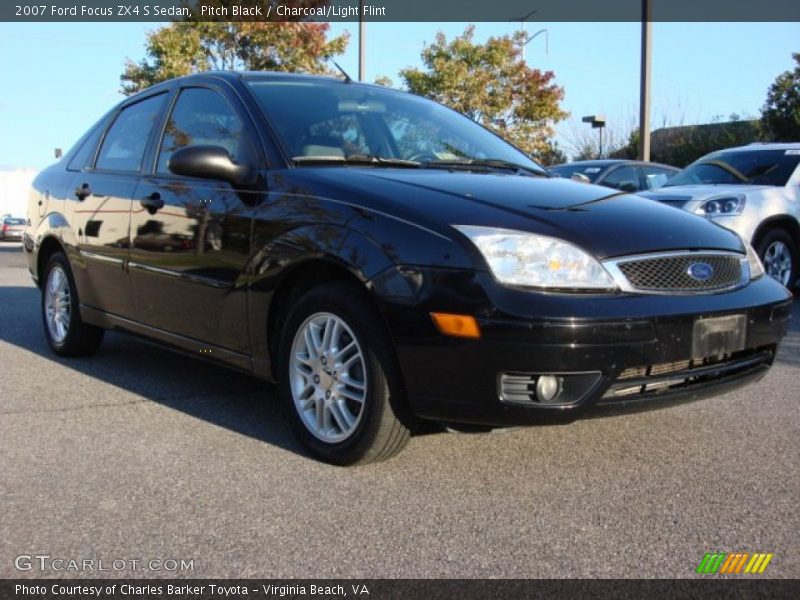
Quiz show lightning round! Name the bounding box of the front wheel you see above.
[41,252,104,356]
[757,229,797,288]
[277,282,410,465]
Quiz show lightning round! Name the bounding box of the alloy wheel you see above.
[45,264,71,344]
[289,312,367,443]
[763,240,793,286]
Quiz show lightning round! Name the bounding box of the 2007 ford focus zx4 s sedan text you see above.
[23,72,792,464]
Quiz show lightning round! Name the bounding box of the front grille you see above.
[601,348,774,402]
[616,253,742,292]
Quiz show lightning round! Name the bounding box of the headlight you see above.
[694,195,746,216]
[453,225,617,290]
[743,238,764,280]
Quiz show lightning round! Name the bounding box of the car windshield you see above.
[245,78,546,174]
[548,164,606,182]
[664,149,800,187]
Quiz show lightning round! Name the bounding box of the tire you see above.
[41,252,104,357]
[277,281,410,465]
[756,228,798,289]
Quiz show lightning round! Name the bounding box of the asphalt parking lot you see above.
[1,240,798,579]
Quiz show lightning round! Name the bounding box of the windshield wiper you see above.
[423,158,548,177]
[292,155,421,168]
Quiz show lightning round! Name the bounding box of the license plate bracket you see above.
[692,314,747,359]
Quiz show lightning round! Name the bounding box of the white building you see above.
[0,168,38,218]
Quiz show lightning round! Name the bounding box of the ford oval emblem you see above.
[687,262,714,281]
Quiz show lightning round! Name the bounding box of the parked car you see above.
[641,143,800,288]
[23,72,792,465]
[1,216,26,241]
[549,160,679,192]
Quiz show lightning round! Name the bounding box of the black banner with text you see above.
[4,579,800,600]
[3,0,800,23]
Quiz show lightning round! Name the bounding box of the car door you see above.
[129,85,257,354]
[67,92,167,318]
[600,165,642,192]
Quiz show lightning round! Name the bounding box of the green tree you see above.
[761,52,800,141]
[121,19,348,95]
[400,26,567,158]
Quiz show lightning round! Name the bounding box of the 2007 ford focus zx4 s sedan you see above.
[23,72,792,464]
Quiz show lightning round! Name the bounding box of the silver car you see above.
[642,143,800,288]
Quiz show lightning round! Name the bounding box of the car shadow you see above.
[0,283,313,460]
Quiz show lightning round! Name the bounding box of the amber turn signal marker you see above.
[430,313,481,339]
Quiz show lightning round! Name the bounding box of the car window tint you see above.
[384,109,485,160]
[95,94,165,172]
[246,79,543,171]
[602,166,640,191]
[67,116,110,172]
[549,164,605,182]
[301,114,371,157]
[157,88,249,175]
[641,166,673,189]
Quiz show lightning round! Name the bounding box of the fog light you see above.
[536,375,562,403]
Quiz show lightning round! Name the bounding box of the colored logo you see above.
[696,552,774,574]
[687,262,715,281]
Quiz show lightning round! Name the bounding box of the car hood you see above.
[639,184,773,203]
[288,168,743,259]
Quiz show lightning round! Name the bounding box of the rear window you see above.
[4,218,25,225]
[666,149,800,187]
[549,164,605,182]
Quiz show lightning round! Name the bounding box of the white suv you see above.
[642,143,800,288]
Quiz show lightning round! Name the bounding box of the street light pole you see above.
[583,115,606,158]
[522,29,548,63]
[509,9,539,63]
[358,0,366,81]
[639,0,652,161]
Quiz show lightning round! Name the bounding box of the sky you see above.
[0,21,797,170]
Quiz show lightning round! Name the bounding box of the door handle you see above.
[140,192,164,214]
[74,183,91,201]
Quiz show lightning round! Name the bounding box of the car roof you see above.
[129,70,395,104]
[716,142,800,152]
[552,160,677,169]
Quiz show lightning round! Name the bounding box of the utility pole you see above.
[639,0,652,161]
[358,0,366,81]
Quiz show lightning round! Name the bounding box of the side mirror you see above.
[619,182,638,193]
[168,145,257,187]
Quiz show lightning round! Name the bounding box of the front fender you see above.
[247,223,406,379]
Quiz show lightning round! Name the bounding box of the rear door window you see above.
[67,116,111,172]
[95,94,166,172]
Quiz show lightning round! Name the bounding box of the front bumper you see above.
[372,268,792,426]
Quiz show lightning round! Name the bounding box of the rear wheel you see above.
[41,252,104,356]
[756,228,797,288]
[277,281,410,465]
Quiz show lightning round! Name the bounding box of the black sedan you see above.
[23,72,791,464]
[550,159,679,192]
